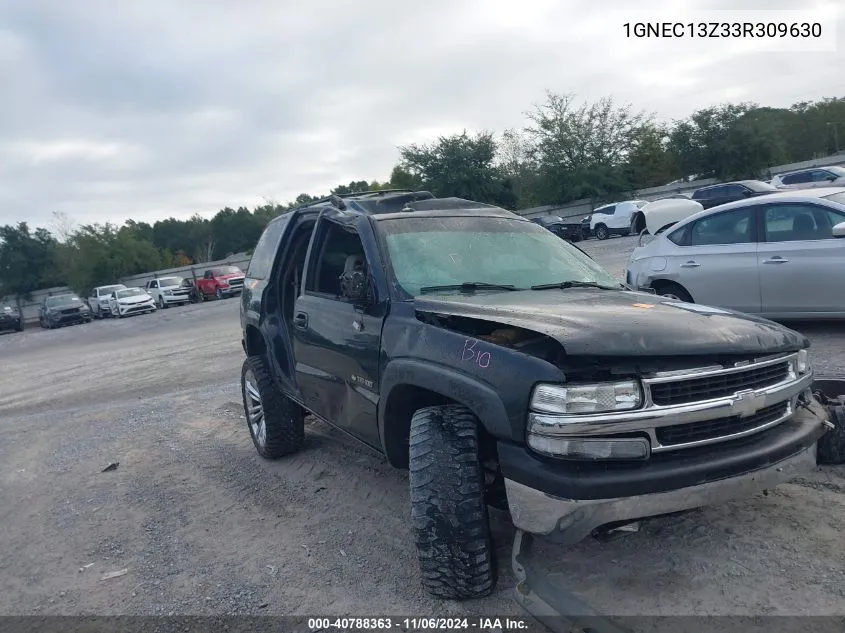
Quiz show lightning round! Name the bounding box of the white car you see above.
[88,284,127,318]
[772,166,845,190]
[107,287,157,318]
[145,276,192,309]
[588,200,648,240]
[631,197,705,238]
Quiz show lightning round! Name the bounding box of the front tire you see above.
[241,355,305,458]
[409,405,495,600]
[215,288,223,300]
[653,282,693,303]
[594,224,609,240]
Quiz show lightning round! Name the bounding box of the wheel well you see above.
[650,279,693,301]
[382,385,496,469]
[244,325,266,357]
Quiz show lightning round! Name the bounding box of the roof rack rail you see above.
[291,189,422,212]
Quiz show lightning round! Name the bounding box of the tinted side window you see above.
[783,171,812,185]
[247,214,291,280]
[597,205,616,216]
[812,170,835,183]
[306,223,368,299]
[693,187,714,200]
[689,208,754,245]
[764,203,843,242]
[722,184,746,197]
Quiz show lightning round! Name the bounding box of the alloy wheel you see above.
[243,369,266,448]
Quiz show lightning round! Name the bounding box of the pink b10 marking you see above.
[461,339,491,368]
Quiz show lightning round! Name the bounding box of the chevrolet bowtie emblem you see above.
[730,389,764,418]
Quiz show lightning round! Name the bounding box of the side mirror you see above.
[339,270,371,305]
[832,222,845,238]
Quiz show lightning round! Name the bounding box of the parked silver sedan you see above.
[625,187,845,319]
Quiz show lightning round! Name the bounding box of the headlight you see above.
[796,349,810,374]
[164,289,172,295]
[530,380,642,414]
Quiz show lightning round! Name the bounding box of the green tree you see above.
[0,222,58,306]
[526,92,648,204]
[397,130,515,206]
[496,128,540,208]
[624,124,678,189]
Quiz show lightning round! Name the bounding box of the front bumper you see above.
[502,398,828,545]
[116,302,156,316]
[0,317,21,331]
[51,313,92,325]
[162,293,191,304]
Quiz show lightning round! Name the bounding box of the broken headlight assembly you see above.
[527,380,647,460]
[529,380,642,415]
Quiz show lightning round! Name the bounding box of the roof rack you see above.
[291,189,428,212]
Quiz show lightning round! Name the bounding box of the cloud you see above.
[0,0,842,227]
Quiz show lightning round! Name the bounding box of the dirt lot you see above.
[1,235,844,618]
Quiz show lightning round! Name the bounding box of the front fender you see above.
[378,358,513,447]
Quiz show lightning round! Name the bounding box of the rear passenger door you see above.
[292,215,386,449]
[665,206,761,313]
[757,202,845,315]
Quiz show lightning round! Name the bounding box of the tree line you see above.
[2,91,843,303]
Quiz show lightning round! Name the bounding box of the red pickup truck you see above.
[195,265,246,300]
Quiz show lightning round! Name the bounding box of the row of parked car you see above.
[0,265,247,334]
[532,166,845,244]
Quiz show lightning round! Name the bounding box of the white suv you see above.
[145,276,192,309]
[588,200,648,240]
[772,166,845,190]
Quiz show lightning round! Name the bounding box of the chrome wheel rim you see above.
[243,369,266,447]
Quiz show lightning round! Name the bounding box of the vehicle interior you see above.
[279,217,317,329]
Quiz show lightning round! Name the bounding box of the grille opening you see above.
[656,402,788,446]
[649,362,790,406]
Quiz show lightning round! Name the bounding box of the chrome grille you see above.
[649,361,790,406]
[228,277,244,288]
[656,401,789,448]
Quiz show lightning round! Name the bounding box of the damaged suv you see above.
[239,190,842,600]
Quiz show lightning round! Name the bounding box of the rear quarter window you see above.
[247,214,291,279]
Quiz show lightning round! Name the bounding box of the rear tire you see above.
[818,406,845,465]
[241,355,305,458]
[409,405,495,600]
[594,224,609,240]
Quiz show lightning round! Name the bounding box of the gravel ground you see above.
[0,238,843,620]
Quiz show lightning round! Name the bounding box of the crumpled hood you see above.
[414,288,808,356]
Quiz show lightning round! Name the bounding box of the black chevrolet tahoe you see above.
[239,189,839,600]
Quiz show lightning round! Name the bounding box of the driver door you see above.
[292,216,386,449]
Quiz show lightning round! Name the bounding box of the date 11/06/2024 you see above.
[623,21,822,38]
[308,616,529,631]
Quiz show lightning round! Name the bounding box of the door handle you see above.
[293,312,308,329]
[680,261,700,268]
[763,256,789,264]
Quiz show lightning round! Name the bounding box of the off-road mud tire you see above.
[409,405,495,600]
[241,355,305,459]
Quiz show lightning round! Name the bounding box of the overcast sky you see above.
[0,0,841,230]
